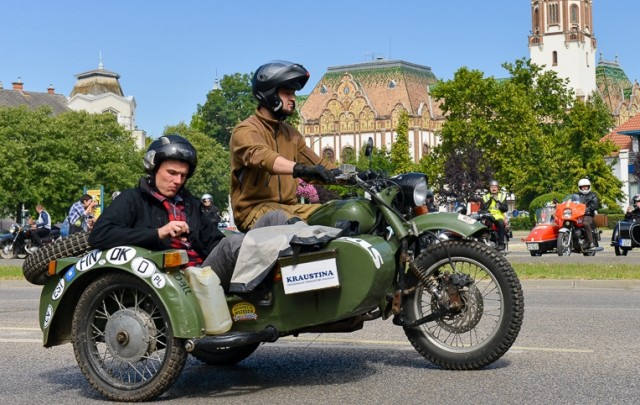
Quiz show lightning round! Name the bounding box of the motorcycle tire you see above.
[404,239,524,370]
[0,241,15,259]
[72,272,187,402]
[191,343,260,366]
[22,232,92,285]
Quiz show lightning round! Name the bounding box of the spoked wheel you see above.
[404,240,524,370]
[557,231,572,256]
[192,343,260,366]
[72,272,187,402]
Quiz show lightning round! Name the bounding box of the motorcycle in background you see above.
[555,194,602,256]
[470,210,511,251]
[0,224,61,259]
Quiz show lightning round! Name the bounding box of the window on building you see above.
[322,147,335,162]
[552,51,558,66]
[388,80,397,89]
[341,146,355,164]
[570,4,579,24]
[548,3,559,25]
[320,85,328,94]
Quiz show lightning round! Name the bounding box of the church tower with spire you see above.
[528,0,597,99]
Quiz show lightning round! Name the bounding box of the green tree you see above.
[425,58,622,210]
[163,123,230,211]
[191,73,255,148]
[390,110,416,174]
[0,107,142,221]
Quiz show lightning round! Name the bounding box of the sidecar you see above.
[610,220,640,256]
[524,206,559,256]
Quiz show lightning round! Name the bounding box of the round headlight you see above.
[413,177,428,206]
[563,208,572,218]
[393,172,428,207]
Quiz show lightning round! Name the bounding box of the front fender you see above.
[558,227,571,234]
[412,212,486,237]
[39,247,205,347]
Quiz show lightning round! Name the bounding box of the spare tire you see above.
[23,232,92,285]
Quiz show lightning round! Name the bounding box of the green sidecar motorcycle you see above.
[25,143,524,402]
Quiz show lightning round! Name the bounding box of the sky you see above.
[1,1,638,139]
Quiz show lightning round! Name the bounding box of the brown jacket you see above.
[230,109,333,226]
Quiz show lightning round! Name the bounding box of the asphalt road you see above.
[1,278,639,404]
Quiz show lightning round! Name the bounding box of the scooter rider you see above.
[200,193,221,228]
[230,60,338,232]
[480,180,508,250]
[577,178,600,250]
[89,134,286,291]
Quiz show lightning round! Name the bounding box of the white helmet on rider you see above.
[578,178,591,195]
[201,193,212,203]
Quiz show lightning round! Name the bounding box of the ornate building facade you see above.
[299,60,444,163]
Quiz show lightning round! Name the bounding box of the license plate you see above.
[527,243,539,251]
[621,239,632,247]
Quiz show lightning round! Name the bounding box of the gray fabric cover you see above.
[229,222,343,293]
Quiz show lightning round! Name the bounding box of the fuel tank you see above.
[307,197,376,233]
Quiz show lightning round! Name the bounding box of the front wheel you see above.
[72,272,187,402]
[557,231,572,256]
[0,241,15,259]
[404,240,524,369]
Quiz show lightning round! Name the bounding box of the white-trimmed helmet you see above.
[578,178,591,194]
[201,193,212,202]
[632,194,640,205]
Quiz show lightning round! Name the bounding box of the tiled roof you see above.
[603,112,640,154]
[301,60,440,121]
[0,89,69,115]
[596,59,632,114]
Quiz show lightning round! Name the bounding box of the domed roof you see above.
[70,63,124,98]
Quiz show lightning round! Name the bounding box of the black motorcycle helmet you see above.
[143,134,197,178]
[252,60,309,117]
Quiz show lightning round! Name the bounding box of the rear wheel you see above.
[557,231,572,256]
[404,240,524,370]
[192,343,260,366]
[72,272,187,402]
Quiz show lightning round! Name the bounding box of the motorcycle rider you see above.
[577,178,600,251]
[624,194,640,221]
[89,134,285,291]
[200,193,221,228]
[230,60,338,232]
[30,204,51,248]
[480,180,509,251]
[425,190,438,212]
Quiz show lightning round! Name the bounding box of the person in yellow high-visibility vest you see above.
[480,180,509,250]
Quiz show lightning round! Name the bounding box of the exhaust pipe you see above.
[185,325,279,352]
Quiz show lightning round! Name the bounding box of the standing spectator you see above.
[30,204,51,247]
[65,194,98,234]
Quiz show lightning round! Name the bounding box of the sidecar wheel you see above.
[192,343,260,366]
[22,231,92,285]
[404,240,524,370]
[72,272,187,402]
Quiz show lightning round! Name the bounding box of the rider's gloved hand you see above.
[293,163,336,183]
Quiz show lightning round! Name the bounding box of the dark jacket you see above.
[578,191,598,216]
[624,208,640,221]
[89,177,224,258]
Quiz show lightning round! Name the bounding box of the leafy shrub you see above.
[510,215,535,230]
